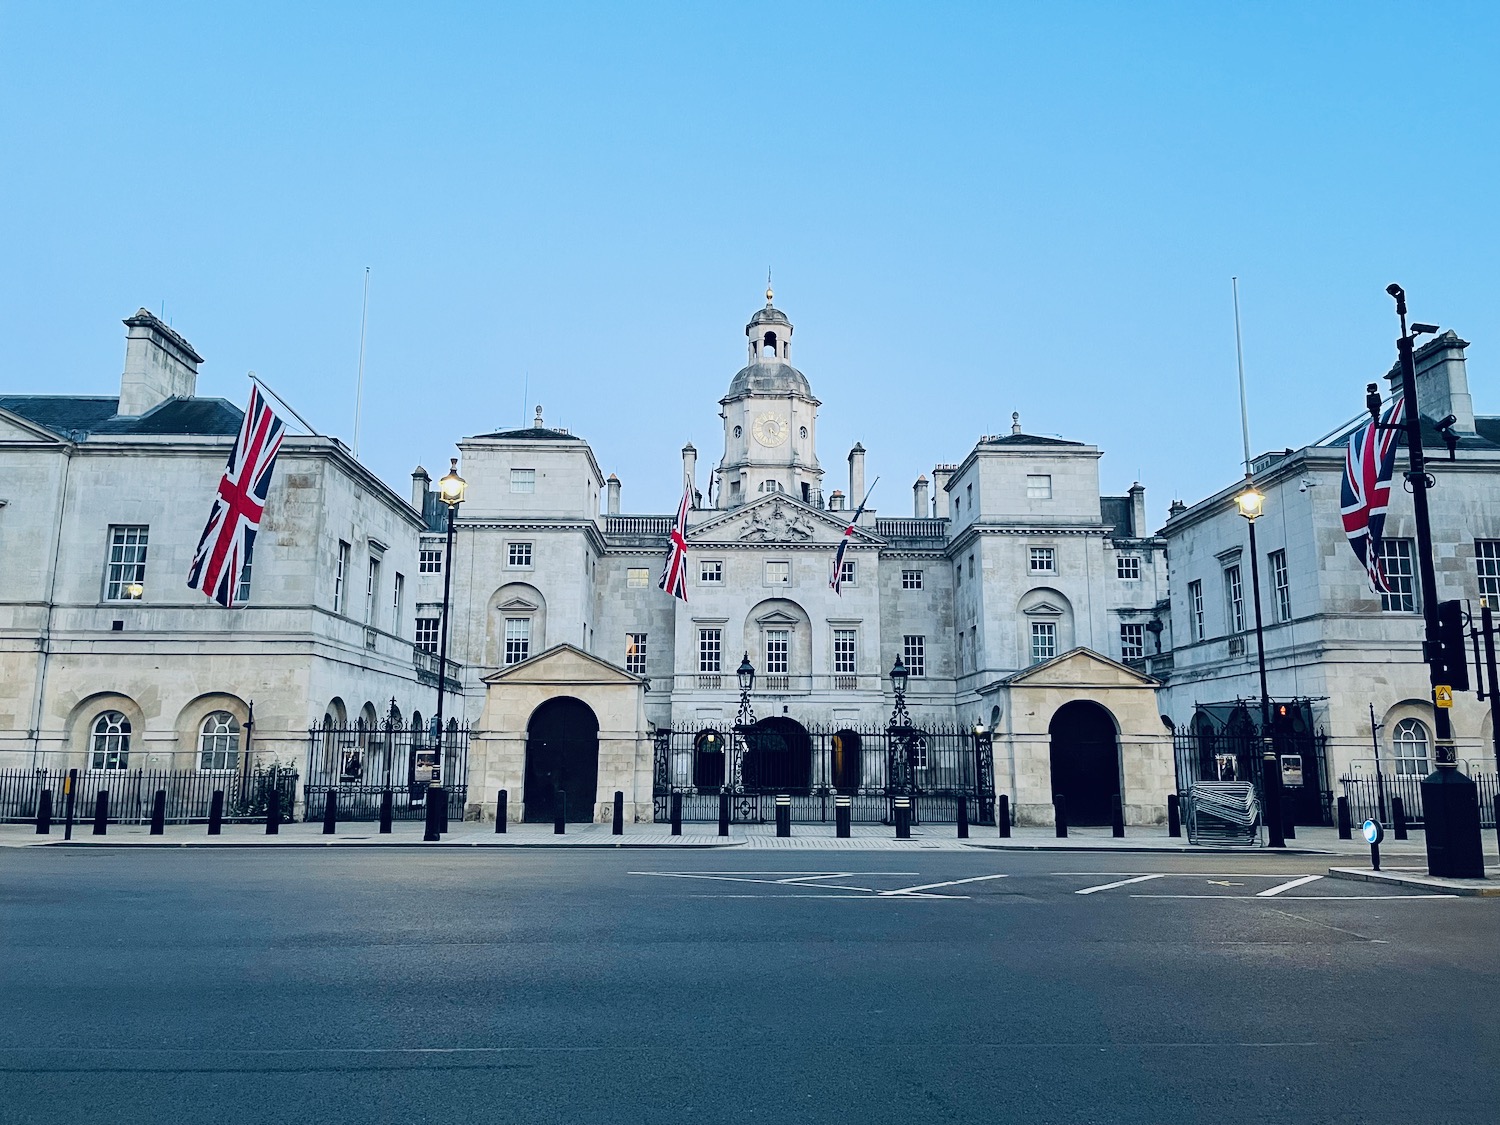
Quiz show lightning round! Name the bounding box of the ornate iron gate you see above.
[1173,700,1333,826]
[305,713,469,822]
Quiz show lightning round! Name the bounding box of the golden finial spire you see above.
[766,268,774,305]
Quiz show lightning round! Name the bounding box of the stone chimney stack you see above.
[118,309,202,417]
[1128,482,1147,537]
[606,473,621,515]
[848,443,866,514]
[913,475,930,517]
[931,464,955,519]
[829,490,845,512]
[411,466,430,511]
[1384,330,1475,433]
[1167,498,1187,521]
[682,443,697,503]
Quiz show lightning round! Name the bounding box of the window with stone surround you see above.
[503,617,530,665]
[625,632,647,676]
[1120,623,1145,660]
[104,525,149,601]
[903,635,926,678]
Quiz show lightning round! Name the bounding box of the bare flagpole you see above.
[352,267,371,458]
[247,371,320,436]
[1232,276,1252,475]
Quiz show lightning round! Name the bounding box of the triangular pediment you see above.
[0,407,67,443]
[1003,646,1160,689]
[1023,600,1066,617]
[689,494,883,547]
[497,596,540,613]
[754,609,800,626]
[481,643,645,687]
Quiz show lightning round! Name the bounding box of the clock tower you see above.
[715,286,824,510]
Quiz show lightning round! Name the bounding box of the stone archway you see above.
[1048,700,1120,826]
[742,717,812,792]
[523,697,600,823]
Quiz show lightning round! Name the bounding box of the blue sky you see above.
[4,2,1498,522]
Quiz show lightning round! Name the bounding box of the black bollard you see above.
[424,786,445,842]
[265,789,281,835]
[613,791,624,836]
[1167,793,1182,838]
[1392,796,1408,840]
[379,788,393,834]
[322,788,338,835]
[1054,794,1068,839]
[836,794,851,838]
[63,769,78,841]
[894,795,911,839]
[1494,794,1500,859]
[1283,806,1296,840]
[439,786,450,834]
[671,793,683,837]
[775,794,792,837]
[35,789,52,835]
[208,790,224,836]
[92,790,109,836]
[149,789,166,836]
[1336,795,1352,840]
[554,791,566,835]
[998,794,1011,838]
[1111,793,1125,839]
[957,795,969,839]
[495,789,506,834]
[718,791,730,837]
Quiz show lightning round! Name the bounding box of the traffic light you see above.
[1433,600,1471,692]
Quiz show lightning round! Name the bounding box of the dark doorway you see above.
[524,697,600,823]
[831,729,862,793]
[693,729,726,790]
[742,717,812,792]
[1048,701,1120,826]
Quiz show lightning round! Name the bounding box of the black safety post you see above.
[35,789,52,835]
[265,789,281,835]
[613,791,624,836]
[1371,837,1381,871]
[1494,794,1500,858]
[1167,793,1182,838]
[1111,793,1125,839]
[63,769,77,841]
[1283,805,1296,840]
[1337,796,1352,840]
[1363,818,1385,871]
[424,786,444,842]
[494,789,506,834]
[957,795,969,839]
[671,793,683,836]
[553,791,566,835]
[718,791,730,837]
[835,794,851,838]
[775,794,791,837]
[208,790,224,836]
[379,788,393,834]
[322,788,337,835]
[92,790,108,836]
[997,794,1011,838]
[149,790,166,836]
[894,795,911,839]
[439,787,450,834]
[1054,794,1067,839]
[1391,796,1408,840]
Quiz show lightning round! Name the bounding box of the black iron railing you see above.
[1340,771,1499,828]
[305,717,470,822]
[0,767,298,825]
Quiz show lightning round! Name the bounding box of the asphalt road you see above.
[2,847,1496,1125]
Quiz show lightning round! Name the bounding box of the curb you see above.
[39,839,742,850]
[1326,866,1500,896]
[964,842,1334,855]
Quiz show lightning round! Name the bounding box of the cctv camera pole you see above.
[1387,284,1484,878]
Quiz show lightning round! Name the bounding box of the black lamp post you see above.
[888,655,911,728]
[1234,478,1284,848]
[426,457,465,841]
[887,655,914,800]
[736,652,756,727]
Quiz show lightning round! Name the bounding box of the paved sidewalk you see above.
[1327,863,1500,896]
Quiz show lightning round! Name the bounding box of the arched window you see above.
[91,711,131,770]
[1392,718,1429,776]
[198,711,241,770]
[762,332,777,358]
[693,729,726,790]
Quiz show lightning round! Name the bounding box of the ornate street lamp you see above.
[888,654,910,728]
[426,457,465,842]
[735,652,756,727]
[1234,475,1284,848]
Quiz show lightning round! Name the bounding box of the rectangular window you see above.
[765,629,790,675]
[366,558,380,625]
[700,560,724,584]
[510,468,535,494]
[833,629,857,675]
[1477,540,1500,604]
[392,573,404,632]
[1116,555,1141,580]
[1030,621,1057,664]
[903,634,926,678]
[236,540,254,605]
[968,553,975,579]
[1026,474,1052,499]
[901,568,923,590]
[1120,623,1145,660]
[104,525,149,601]
[415,616,440,653]
[1189,580,1205,641]
[626,567,650,589]
[1269,550,1291,623]
[334,541,350,613]
[1224,566,1244,633]
[839,559,856,587]
[625,632,647,676]
[698,628,722,674]
[764,560,790,586]
[504,617,531,665]
[1379,538,1417,613]
[1029,547,1055,574]
[966,482,973,509]
[508,542,533,568]
[419,547,442,574]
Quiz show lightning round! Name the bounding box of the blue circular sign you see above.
[1362,818,1384,844]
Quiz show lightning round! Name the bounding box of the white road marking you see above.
[878,874,1010,896]
[688,893,967,900]
[1075,874,1165,895]
[1052,872,1311,878]
[1257,875,1323,897]
[1132,893,1458,900]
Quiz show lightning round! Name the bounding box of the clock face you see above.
[752,412,788,447]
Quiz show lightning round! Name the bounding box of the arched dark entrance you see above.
[1048,701,1120,826]
[742,717,812,792]
[524,697,600,823]
[693,729,727,790]
[831,729,862,793]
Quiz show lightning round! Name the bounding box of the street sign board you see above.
[1280,754,1304,787]
[1435,685,1453,708]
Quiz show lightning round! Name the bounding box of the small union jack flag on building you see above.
[658,480,691,603]
[187,385,286,607]
[1341,393,1405,594]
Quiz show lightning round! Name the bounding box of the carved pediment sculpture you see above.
[738,500,814,543]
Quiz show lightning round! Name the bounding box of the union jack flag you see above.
[187,385,286,607]
[830,494,869,595]
[1341,394,1405,594]
[658,480,691,603]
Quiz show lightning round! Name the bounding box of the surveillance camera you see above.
[1437,414,1458,430]
[1386,283,1404,298]
[1412,322,1440,335]
[1298,479,1314,492]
